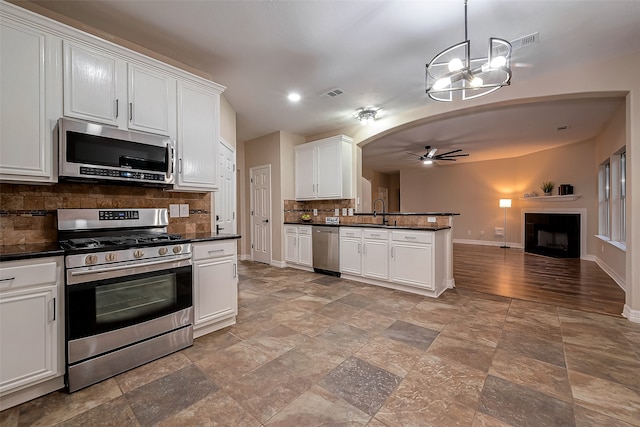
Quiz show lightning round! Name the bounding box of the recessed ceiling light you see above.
[288,93,301,102]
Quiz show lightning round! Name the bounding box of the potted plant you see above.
[541,181,554,196]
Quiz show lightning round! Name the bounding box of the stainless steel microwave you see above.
[58,118,175,187]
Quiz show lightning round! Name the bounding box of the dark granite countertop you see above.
[0,243,65,262]
[182,233,241,243]
[0,234,241,262]
[284,222,451,231]
[354,212,460,216]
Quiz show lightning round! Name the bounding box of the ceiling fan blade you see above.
[427,148,438,158]
[436,158,457,161]
[406,151,424,158]
[439,153,469,158]
[435,149,463,157]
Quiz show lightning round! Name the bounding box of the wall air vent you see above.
[322,88,344,98]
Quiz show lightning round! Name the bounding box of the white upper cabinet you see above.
[0,15,62,184]
[294,144,317,200]
[63,41,125,126]
[175,80,221,191]
[64,41,176,137]
[127,64,175,136]
[295,135,353,201]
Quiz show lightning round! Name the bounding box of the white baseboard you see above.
[239,254,252,261]
[595,257,626,291]
[623,304,640,323]
[453,238,523,249]
[271,260,286,268]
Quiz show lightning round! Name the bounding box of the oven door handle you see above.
[69,255,192,278]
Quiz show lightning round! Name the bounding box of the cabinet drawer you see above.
[284,225,299,234]
[297,226,312,235]
[391,231,433,244]
[193,241,236,261]
[363,229,388,240]
[340,228,362,238]
[0,259,58,291]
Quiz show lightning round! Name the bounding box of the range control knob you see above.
[172,245,183,254]
[158,247,169,256]
[85,255,98,265]
[105,253,117,262]
[133,250,145,259]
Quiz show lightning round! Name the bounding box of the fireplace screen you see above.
[525,213,580,258]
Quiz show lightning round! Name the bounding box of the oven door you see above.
[66,258,192,364]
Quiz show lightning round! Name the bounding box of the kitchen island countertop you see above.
[284,222,451,231]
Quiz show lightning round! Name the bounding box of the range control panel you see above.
[99,210,140,221]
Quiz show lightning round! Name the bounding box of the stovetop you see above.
[60,233,184,251]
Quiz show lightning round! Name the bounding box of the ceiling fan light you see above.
[423,159,434,165]
[448,58,464,72]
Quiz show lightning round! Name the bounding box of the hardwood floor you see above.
[453,243,626,316]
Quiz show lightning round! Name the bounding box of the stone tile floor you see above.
[2,261,640,426]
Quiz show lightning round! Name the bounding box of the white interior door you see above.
[215,140,236,234]
[250,165,271,264]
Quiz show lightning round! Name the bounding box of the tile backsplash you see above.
[0,183,211,245]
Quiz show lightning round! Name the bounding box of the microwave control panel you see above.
[79,167,166,181]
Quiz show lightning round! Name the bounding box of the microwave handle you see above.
[167,144,175,177]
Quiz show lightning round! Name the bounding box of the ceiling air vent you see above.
[322,88,344,98]
[493,32,539,55]
[511,32,539,50]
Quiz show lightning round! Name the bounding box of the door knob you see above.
[263,219,269,223]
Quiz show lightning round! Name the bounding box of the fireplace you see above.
[524,213,580,258]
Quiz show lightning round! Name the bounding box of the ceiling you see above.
[22,0,640,170]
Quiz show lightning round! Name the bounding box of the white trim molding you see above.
[623,304,640,323]
[596,257,626,291]
[452,238,523,248]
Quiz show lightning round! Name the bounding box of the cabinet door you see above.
[284,232,298,264]
[294,144,316,200]
[298,233,313,267]
[194,257,237,326]
[0,286,58,394]
[391,243,434,289]
[316,139,343,198]
[0,19,60,183]
[363,240,389,280]
[63,41,126,126]
[128,64,175,136]
[340,237,362,275]
[176,81,219,191]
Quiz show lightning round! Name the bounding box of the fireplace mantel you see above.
[519,195,581,202]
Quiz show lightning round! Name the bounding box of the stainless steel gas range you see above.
[57,208,193,392]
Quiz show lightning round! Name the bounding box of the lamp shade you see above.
[499,199,512,208]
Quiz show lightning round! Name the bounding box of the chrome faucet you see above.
[373,198,388,225]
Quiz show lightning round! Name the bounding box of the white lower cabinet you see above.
[284,225,312,267]
[362,229,389,280]
[390,242,434,290]
[0,257,64,410]
[336,227,451,298]
[339,228,363,275]
[192,241,238,338]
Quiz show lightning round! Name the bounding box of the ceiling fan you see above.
[407,145,469,164]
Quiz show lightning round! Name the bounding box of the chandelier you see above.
[426,0,512,102]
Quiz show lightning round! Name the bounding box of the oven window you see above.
[67,266,192,340]
[96,275,177,325]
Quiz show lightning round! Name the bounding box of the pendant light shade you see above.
[426,1,512,102]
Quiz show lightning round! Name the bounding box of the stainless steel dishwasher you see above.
[312,226,340,276]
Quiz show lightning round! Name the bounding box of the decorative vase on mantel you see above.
[541,181,554,196]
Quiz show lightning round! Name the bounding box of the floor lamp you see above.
[499,199,511,248]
